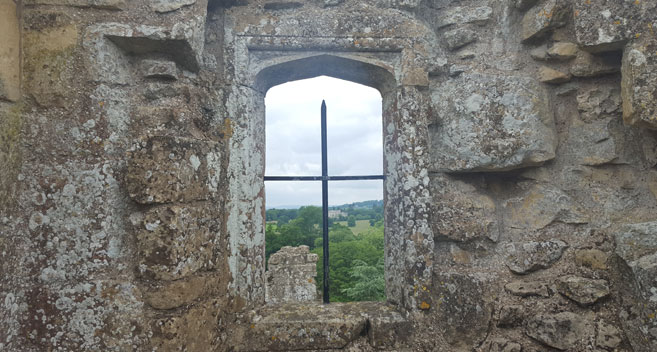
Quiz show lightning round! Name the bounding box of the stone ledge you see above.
[230,302,410,351]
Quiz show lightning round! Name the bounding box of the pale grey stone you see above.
[151,0,196,13]
[573,0,633,53]
[430,72,556,172]
[521,0,569,42]
[504,240,568,274]
[622,37,657,130]
[443,27,477,51]
[323,0,344,7]
[435,6,493,29]
[547,42,578,60]
[434,272,494,350]
[565,119,617,166]
[503,184,589,231]
[596,321,623,350]
[557,275,610,306]
[526,312,594,350]
[614,221,657,263]
[576,86,621,122]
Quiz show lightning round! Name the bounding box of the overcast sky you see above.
[265,76,383,208]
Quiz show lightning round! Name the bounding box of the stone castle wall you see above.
[0,0,656,351]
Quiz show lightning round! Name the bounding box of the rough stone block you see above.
[621,37,657,130]
[431,174,499,243]
[521,0,569,42]
[140,59,178,80]
[525,312,594,350]
[573,0,635,53]
[497,304,524,327]
[596,321,622,350]
[149,299,220,351]
[503,240,568,274]
[125,136,221,204]
[614,221,657,263]
[83,19,205,84]
[443,27,477,51]
[538,66,571,84]
[435,6,493,29]
[503,184,589,230]
[430,72,556,172]
[151,0,196,13]
[134,204,218,281]
[576,85,621,122]
[0,0,20,102]
[142,272,224,310]
[230,303,369,351]
[556,275,610,306]
[434,272,494,350]
[547,42,578,60]
[575,249,608,270]
[23,24,79,107]
[564,119,617,166]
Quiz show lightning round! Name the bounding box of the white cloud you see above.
[265,76,383,207]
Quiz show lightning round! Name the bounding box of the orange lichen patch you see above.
[222,118,234,139]
[419,301,430,310]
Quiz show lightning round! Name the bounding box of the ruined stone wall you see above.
[265,246,318,304]
[0,0,656,351]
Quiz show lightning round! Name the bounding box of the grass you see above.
[337,220,373,235]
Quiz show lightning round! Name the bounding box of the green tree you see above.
[347,215,356,227]
[341,259,385,301]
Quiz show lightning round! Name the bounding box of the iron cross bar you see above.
[263,100,385,303]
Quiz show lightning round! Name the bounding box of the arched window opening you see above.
[264,76,385,303]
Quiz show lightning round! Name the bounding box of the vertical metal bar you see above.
[321,100,330,304]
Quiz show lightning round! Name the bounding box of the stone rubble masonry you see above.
[2,0,657,351]
[265,246,318,304]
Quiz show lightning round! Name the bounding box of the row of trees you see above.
[265,206,385,301]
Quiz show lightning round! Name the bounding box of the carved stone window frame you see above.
[226,34,436,313]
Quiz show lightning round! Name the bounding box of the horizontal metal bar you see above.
[264,175,385,181]
[264,176,322,181]
[327,175,385,181]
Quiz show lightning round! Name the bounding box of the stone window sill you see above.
[230,302,410,351]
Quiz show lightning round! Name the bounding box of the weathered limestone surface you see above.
[430,73,556,172]
[2,0,657,351]
[230,302,408,351]
[125,136,221,204]
[622,36,657,129]
[265,246,318,304]
[0,0,20,102]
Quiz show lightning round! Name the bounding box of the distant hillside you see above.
[329,200,383,210]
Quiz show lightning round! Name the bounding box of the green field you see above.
[337,220,373,235]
